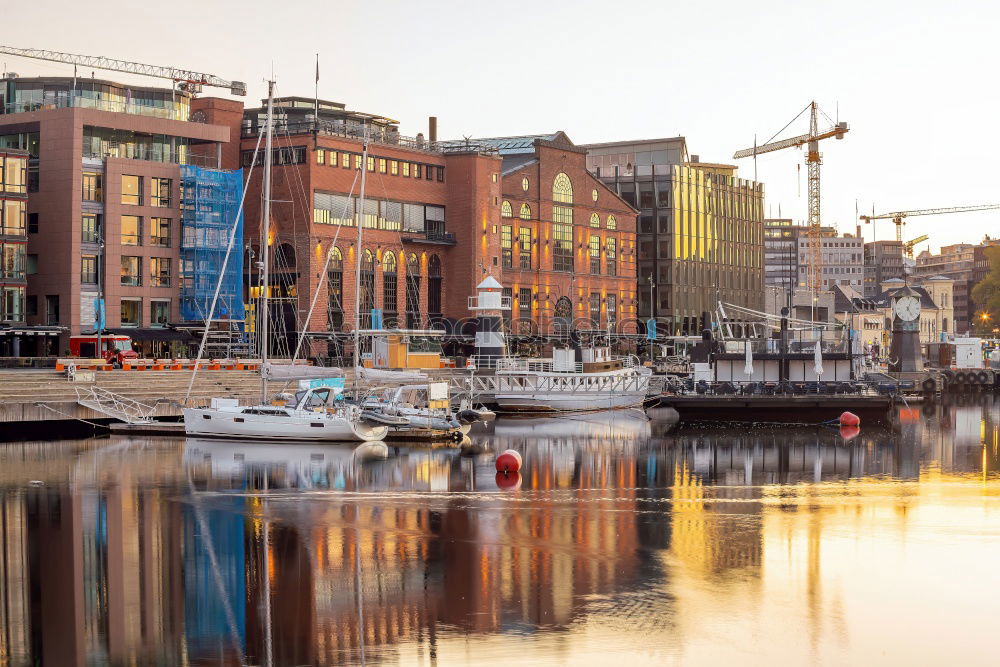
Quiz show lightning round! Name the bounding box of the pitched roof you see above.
[873,284,939,310]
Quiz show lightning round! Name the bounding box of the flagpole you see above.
[313,53,319,150]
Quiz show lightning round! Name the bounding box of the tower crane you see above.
[903,234,929,259]
[0,45,246,96]
[733,101,848,291]
[859,205,1000,242]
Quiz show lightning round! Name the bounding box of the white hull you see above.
[183,407,388,442]
[493,369,651,413]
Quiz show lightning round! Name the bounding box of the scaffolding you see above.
[180,165,246,355]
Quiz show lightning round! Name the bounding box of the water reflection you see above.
[0,398,998,665]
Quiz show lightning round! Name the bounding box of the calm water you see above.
[2,398,999,666]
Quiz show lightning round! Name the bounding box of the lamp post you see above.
[96,231,105,362]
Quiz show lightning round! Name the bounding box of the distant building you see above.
[797,233,863,291]
[911,241,1000,333]
[584,137,764,334]
[863,240,904,297]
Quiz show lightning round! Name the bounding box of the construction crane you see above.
[734,101,849,291]
[0,45,246,96]
[859,205,1000,242]
[903,234,929,259]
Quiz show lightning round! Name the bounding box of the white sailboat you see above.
[183,80,387,443]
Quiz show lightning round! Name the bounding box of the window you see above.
[606,294,617,330]
[82,172,103,202]
[28,213,38,234]
[121,175,142,205]
[342,152,350,168]
[606,237,617,277]
[521,177,529,191]
[402,162,410,177]
[81,255,98,284]
[82,214,100,243]
[151,177,171,207]
[121,215,141,246]
[327,150,337,166]
[553,221,573,272]
[150,217,170,247]
[405,253,420,328]
[360,249,375,327]
[382,252,398,326]
[2,199,25,235]
[436,166,444,182]
[316,148,325,165]
[518,287,532,333]
[378,158,387,174]
[552,172,573,203]
[519,228,532,269]
[390,160,398,176]
[25,254,37,275]
[590,213,600,228]
[121,256,141,286]
[415,164,423,179]
[367,156,375,172]
[0,155,26,193]
[327,247,344,330]
[589,235,601,274]
[1,244,24,280]
[589,293,601,327]
[501,201,513,218]
[501,225,513,268]
[45,295,59,325]
[607,215,617,230]
[354,154,362,170]
[25,295,36,317]
[150,300,170,327]
[150,257,171,287]
[519,203,531,219]
[120,299,141,327]
[592,188,599,202]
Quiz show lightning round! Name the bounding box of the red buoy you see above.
[839,411,860,427]
[495,449,522,473]
[839,425,861,441]
[495,472,522,490]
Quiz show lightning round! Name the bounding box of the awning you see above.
[0,327,63,337]
[106,328,195,342]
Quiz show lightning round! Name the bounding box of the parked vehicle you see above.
[68,335,137,366]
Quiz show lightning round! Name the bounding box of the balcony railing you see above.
[402,230,456,245]
[4,95,187,121]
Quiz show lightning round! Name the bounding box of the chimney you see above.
[690,154,700,163]
[429,116,438,143]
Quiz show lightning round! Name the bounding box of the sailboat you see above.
[183,80,388,443]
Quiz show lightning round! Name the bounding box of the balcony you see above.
[402,230,456,246]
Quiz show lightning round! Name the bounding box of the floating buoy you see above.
[839,425,860,441]
[839,411,860,427]
[495,471,522,490]
[495,449,522,473]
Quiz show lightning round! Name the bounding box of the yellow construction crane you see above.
[859,205,1000,242]
[903,234,929,259]
[733,101,848,290]
[0,45,246,96]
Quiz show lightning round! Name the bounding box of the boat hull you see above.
[182,408,388,442]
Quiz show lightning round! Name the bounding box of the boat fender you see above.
[839,411,860,427]
[496,449,522,473]
[839,425,861,441]
[495,471,522,490]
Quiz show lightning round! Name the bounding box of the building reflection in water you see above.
[0,398,998,665]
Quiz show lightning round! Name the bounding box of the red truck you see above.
[69,335,138,367]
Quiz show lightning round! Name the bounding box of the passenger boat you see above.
[361,381,495,440]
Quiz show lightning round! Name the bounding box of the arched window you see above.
[361,249,374,271]
[360,249,375,327]
[519,203,531,219]
[428,255,442,321]
[405,253,421,328]
[589,213,600,228]
[552,173,573,203]
[273,242,296,268]
[607,214,617,230]
[382,252,398,327]
[501,200,513,218]
[428,254,442,277]
[554,296,573,334]
[327,246,343,330]
[327,246,343,268]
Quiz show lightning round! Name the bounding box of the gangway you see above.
[75,386,157,424]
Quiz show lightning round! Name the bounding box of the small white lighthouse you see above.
[468,276,511,364]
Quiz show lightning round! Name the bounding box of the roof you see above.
[440,131,579,156]
[873,285,939,310]
[580,136,687,150]
[477,276,503,290]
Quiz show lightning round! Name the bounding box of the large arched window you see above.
[382,252,398,327]
[326,246,343,330]
[607,214,617,230]
[360,249,375,327]
[428,254,442,321]
[519,203,531,220]
[501,200,513,218]
[554,296,573,334]
[589,213,600,228]
[273,242,296,269]
[405,253,421,328]
[552,173,573,203]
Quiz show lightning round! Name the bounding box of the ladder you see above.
[75,386,157,424]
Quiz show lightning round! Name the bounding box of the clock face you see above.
[894,295,920,321]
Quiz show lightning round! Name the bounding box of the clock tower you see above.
[889,285,923,372]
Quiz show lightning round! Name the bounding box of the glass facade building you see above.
[585,138,764,334]
[2,77,190,121]
[0,149,27,327]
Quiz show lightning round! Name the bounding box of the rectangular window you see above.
[82,172,103,202]
[316,148,325,165]
[519,228,532,269]
[425,165,433,181]
[606,237,617,277]
[151,177,171,207]
[121,215,141,246]
[327,150,337,166]
[82,214,100,243]
[518,287,532,333]
[553,221,573,272]
[2,199,25,235]
[28,213,38,234]
[378,158,387,173]
[342,152,350,168]
[354,154,362,170]
[436,166,445,182]
[121,175,142,205]
[589,234,601,274]
[150,300,170,327]
[606,294,617,329]
[121,256,141,286]
[414,164,423,179]
[81,255,98,284]
[367,156,375,172]
[501,225,513,268]
[45,295,59,325]
[150,217,170,247]
[402,162,410,177]
[120,299,141,327]
[150,257,171,287]
[390,160,398,176]
[589,292,601,327]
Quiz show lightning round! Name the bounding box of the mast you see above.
[260,80,274,402]
[352,124,370,373]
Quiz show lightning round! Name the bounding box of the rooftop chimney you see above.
[429,116,438,143]
[691,154,700,163]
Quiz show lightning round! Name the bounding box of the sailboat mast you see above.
[260,80,275,403]
[352,125,370,373]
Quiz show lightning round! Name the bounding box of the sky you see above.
[5,0,998,252]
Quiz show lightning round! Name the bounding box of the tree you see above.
[971,246,1000,332]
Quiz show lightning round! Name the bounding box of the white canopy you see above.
[263,364,344,381]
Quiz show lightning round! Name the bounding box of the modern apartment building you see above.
[797,233,863,291]
[0,147,31,353]
[584,137,764,334]
[863,240,904,297]
[0,75,242,354]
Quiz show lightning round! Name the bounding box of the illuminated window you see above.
[382,252,398,325]
[342,152,350,168]
[553,220,573,272]
[590,213,600,228]
[316,149,325,165]
[121,175,142,205]
[390,160,398,175]
[402,162,410,177]
[82,172,102,202]
[606,237,617,277]
[121,215,141,246]
[501,225,513,268]
[519,228,531,269]
[414,164,423,179]
[519,203,531,219]
[589,234,601,274]
[552,173,573,203]
[151,178,171,207]
[501,201,513,218]
[378,158,386,173]
[592,188,598,202]
[354,154,362,170]
[150,257,171,287]
[367,156,375,172]
[521,177,529,191]
[150,218,170,247]
[607,215,617,230]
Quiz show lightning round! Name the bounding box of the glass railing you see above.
[4,95,188,121]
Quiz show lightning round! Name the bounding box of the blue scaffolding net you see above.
[180,165,245,323]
